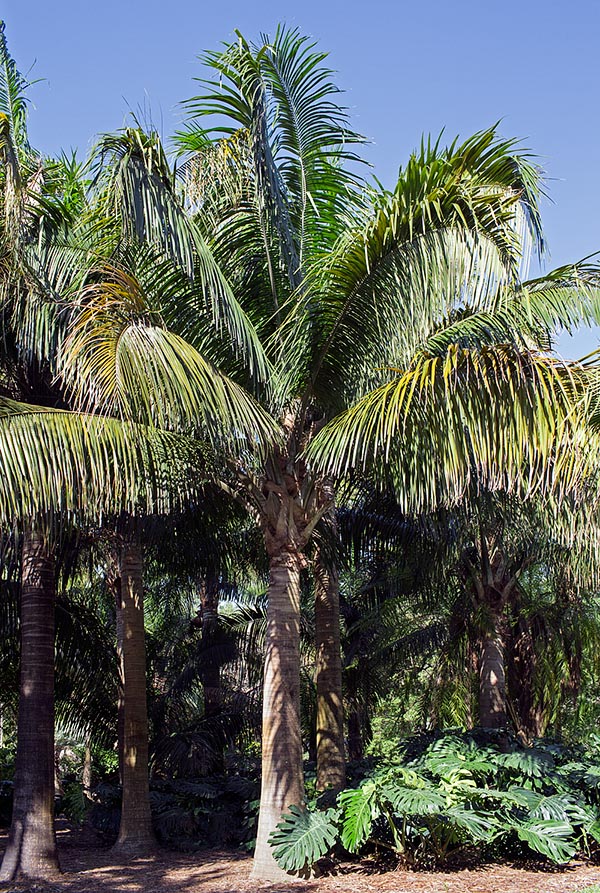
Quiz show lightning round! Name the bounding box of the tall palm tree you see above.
[0,25,274,881]
[56,25,600,879]
[177,30,600,878]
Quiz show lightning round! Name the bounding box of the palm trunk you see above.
[479,614,507,728]
[82,744,93,798]
[0,528,60,882]
[347,707,364,762]
[200,575,222,718]
[113,537,155,855]
[251,548,304,881]
[314,549,345,793]
[199,574,224,773]
[507,608,546,741]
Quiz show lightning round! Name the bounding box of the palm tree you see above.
[51,25,600,879]
[0,24,274,880]
[177,30,600,877]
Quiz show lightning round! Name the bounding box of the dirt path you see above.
[2,825,600,893]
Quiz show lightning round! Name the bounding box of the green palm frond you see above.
[180,25,366,326]
[181,32,302,293]
[256,25,366,256]
[0,21,33,156]
[92,127,194,271]
[295,126,545,405]
[307,345,592,511]
[0,397,200,521]
[90,128,269,380]
[60,258,276,447]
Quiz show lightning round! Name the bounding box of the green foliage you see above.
[60,781,88,826]
[339,781,379,852]
[0,744,14,780]
[512,819,576,863]
[270,732,600,874]
[269,804,339,875]
[88,774,260,851]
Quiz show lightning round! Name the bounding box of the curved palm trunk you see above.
[113,537,155,855]
[251,548,304,881]
[0,528,60,882]
[479,613,507,728]
[314,549,345,793]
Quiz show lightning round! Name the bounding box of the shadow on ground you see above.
[2,822,600,893]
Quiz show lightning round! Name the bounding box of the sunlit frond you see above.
[60,261,277,449]
[307,345,593,512]
[0,397,202,522]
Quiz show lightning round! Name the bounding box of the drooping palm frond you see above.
[307,345,593,512]
[0,397,203,522]
[290,126,546,408]
[410,259,600,360]
[181,32,302,294]
[59,255,277,449]
[90,127,269,382]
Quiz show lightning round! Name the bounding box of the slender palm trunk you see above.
[479,613,507,728]
[200,576,222,718]
[199,574,224,773]
[508,608,545,741]
[0,528,60,882]
[251,548,304,881]
[113,538,155,855]
[314,549,345,792]
[82,744,93,798]
[347,707,364,762]
[115,597,125,786]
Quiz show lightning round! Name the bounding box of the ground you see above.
[2,824,600,893]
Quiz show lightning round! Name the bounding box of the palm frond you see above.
[60,257,277,448]
[0,397,201,521]
[307,345,592,512]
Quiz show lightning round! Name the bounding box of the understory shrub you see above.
[270,731,600,875]
[86,773,260,850]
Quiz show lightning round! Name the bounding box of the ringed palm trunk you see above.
[347,706,364,762]
[0,527,60,882]
[479,610,507,728]
[199,575,222,718]
[314,547,345,793]
[251,546,305,881]
[113,536,155,855]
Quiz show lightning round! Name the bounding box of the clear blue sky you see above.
[3,0,599,355]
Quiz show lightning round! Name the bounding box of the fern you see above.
[269,805,339,874]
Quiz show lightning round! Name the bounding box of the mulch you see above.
[1,823,600,893]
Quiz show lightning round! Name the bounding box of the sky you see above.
[2,0,599,356]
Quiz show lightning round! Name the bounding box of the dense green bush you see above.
[86,773,260,851]
[270,731,600,874]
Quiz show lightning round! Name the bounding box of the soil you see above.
[1,823,600,893]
